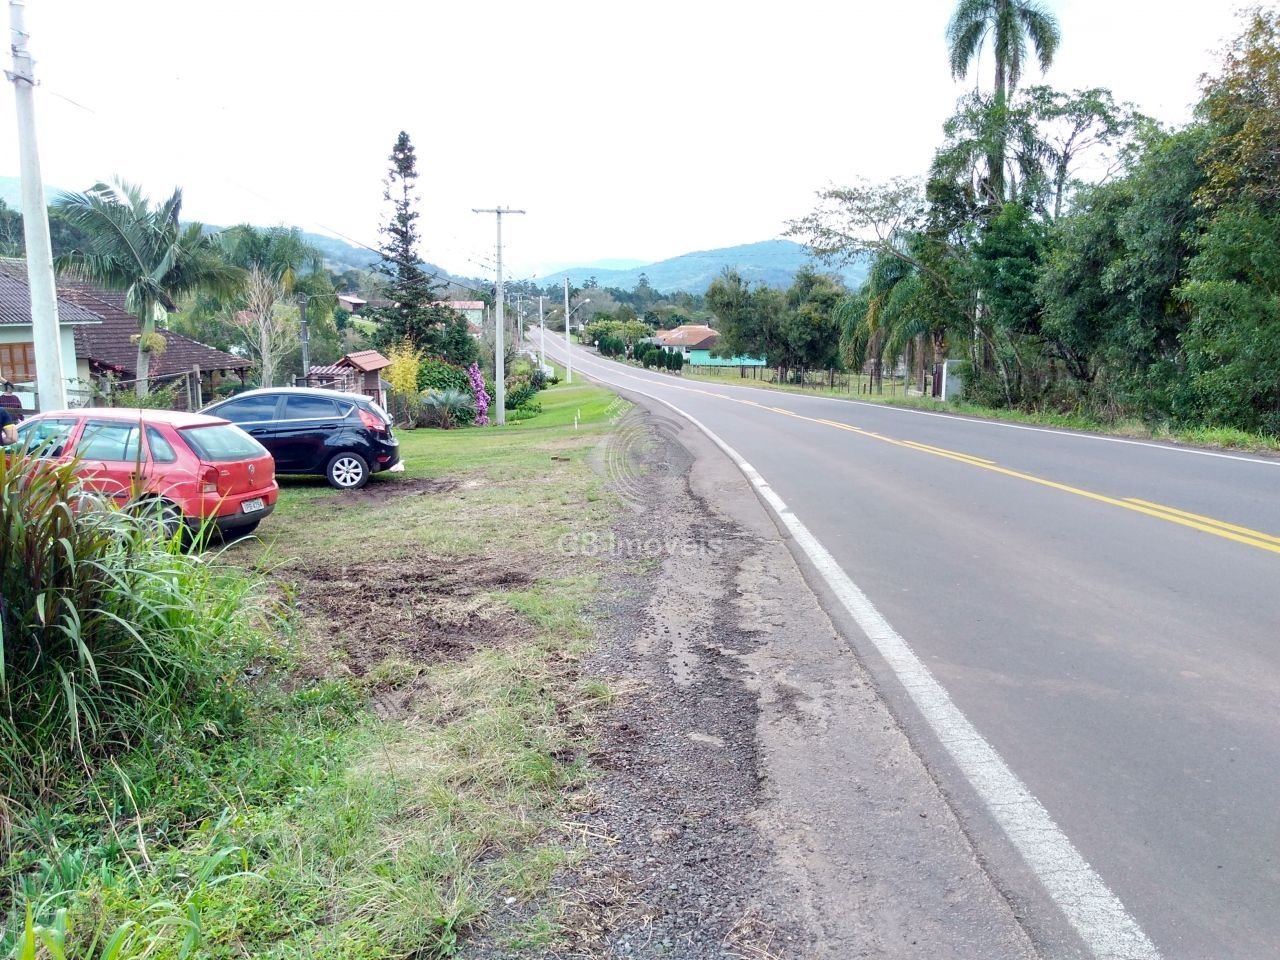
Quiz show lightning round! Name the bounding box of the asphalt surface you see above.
[538,332,1280,960]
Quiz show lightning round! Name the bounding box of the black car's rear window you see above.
[180,424,267,462]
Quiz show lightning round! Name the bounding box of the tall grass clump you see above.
[0,451,269,810]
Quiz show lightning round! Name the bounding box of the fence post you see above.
[192,365,203,409]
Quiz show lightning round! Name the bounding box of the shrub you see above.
[420,387,475,428]
[507,404,542,422]
[504,376,538,410]
[671,351,685,372]
[418,357,469,394]
[0,453,269,802]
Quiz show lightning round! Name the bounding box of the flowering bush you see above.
[467,362,490,426]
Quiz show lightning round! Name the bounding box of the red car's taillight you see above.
[358,408,387,433]
[201,466,219,495]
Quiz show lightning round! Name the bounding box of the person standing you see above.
[0,382,23,423]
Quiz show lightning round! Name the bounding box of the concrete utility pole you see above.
[472,206,524,425]
[537,295,546,371]
[7,0,65,411]
[297,293,311,381]
[563,277,572,384]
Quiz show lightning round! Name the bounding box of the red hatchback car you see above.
[13,408,278,538]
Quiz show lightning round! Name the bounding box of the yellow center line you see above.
[578,357,1279,556]
[1124,498,1280,547]
[899,440,997,466]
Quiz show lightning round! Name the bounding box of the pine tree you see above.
[371,132,451,353]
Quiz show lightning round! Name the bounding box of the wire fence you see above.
[687,365,936,398]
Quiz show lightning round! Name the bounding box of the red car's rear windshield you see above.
[179,424,267,462]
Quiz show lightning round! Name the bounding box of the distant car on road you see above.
[202,387,400,490]
[13,407,278,538]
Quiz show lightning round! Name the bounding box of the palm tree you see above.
[219,224,320,296]
[55,180,243,397]
[946,0,1061,202]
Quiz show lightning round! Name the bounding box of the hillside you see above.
[547,239,867,294]
[0,175,58,209]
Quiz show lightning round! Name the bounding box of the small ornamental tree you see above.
[385,338,424,424]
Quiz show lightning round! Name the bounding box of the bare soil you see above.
[290,555,531,676]
[468,403,1036,959]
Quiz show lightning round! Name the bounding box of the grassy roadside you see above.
[4,374,626,958]
[675,365,1280,455]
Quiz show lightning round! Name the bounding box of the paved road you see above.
[537,333,1280,960]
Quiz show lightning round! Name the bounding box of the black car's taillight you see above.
[357,408,387,433]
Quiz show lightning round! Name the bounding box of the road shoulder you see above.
[557,402,1037,958]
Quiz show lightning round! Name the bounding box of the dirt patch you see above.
[290,555,531,675]
[336,476,462,503]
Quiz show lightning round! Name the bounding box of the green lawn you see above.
[6,375,627,959]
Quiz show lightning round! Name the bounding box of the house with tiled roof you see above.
[53,279,251,407]
[655,324,720,353]
[0,264,102,411]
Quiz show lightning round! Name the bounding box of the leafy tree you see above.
[55,179,243,396]
[1197,8,1280,209]
[1178,204,1280,433]
[1022,86,1141,219]
[780,268,845,374]
[228,267,299,388]
[975,202,1046,337]
[1037,182,1130,382]
[947,0,1061,202]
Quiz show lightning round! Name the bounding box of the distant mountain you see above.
[547,256,649,273]
[0,175,59,208]
[547,239,867,294]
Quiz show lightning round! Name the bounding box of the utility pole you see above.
[563,277,572,384]
[472,206,524,425]
[297,293,311,381]
[537,296,546,371]
[7,0,65,411]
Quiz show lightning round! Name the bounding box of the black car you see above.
[202,387,400,489]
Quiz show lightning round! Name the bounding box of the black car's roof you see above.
[207,386,371,405]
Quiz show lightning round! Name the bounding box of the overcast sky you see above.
[3,0,1245,280]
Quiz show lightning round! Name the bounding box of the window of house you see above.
[0,342,36,383]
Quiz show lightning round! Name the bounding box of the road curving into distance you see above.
[539,332,1280,960]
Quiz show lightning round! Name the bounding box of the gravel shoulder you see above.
[551,403,1037,958]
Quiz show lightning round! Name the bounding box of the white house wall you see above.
[0,324,85,410]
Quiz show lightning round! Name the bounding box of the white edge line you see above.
[548,333,1277,469]
[579,358,1162,960]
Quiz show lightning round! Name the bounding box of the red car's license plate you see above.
[241,498,265,514]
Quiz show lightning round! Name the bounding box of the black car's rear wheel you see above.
[326,451,369,490]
